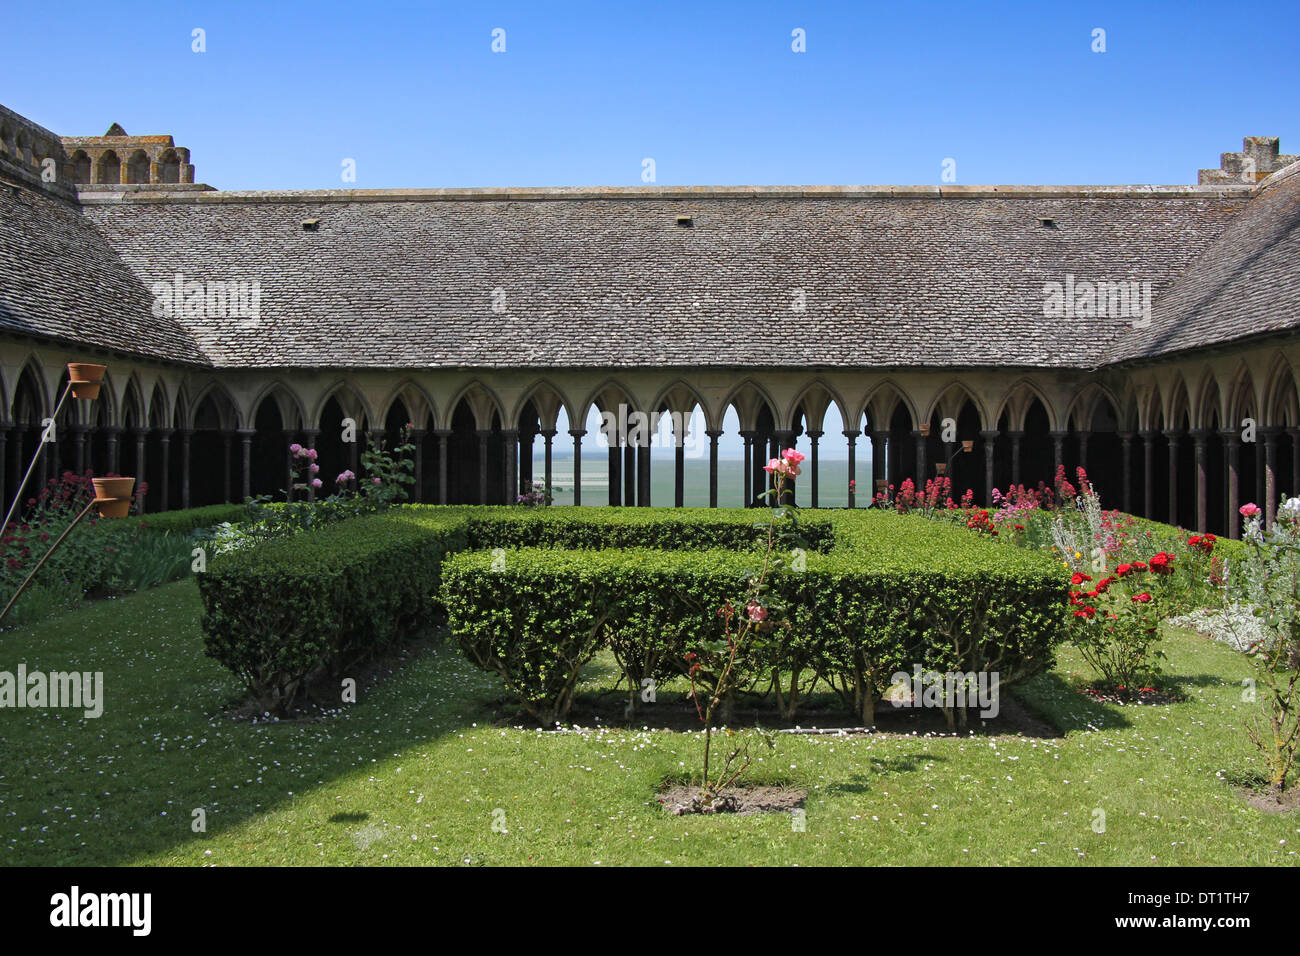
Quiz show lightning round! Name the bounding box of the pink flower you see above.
[373,477,382,485]
[311,478,323,489]
[783,448,806,464]
[747,602,768,623]
[308,448,318,460]
[763,458,789,475]
[336,470,355,484]
[289,443,302,455]
[1240,503,1261,518]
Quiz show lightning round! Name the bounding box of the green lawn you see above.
[1,579,1295,866]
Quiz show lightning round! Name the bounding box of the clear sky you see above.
[6,1,1297,458]
[7,0,1297,192]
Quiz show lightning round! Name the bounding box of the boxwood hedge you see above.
[194,505,1067,724]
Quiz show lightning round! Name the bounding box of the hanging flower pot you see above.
[67,363,107,400]
[92,477,135,519]
[962,439,975,453]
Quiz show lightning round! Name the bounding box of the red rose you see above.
[1131,593,1152,603]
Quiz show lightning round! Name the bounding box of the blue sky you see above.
[8,0,1297,191]
[7,1,1296,458]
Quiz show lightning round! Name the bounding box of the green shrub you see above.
[197,511,467,712]
[444,512,1067,727]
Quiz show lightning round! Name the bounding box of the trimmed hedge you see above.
[443,513,1067,726]
[432,505,836,553]
[91,503,248,543]
[197,510,467,710]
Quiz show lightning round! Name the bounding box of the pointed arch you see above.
[926,380,989,431]
[512,378,573,431]
[377,379,436,431]
[862,379,917,432]
[443,379,506,432]
[310,379,371,431]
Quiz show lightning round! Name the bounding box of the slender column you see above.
[807,429,822,508]
[221,430,233,502]
[1191,429,1208,532]
[740,430,753,507]
[301,427,319,502]
[980,429,998,504]
[1263,427,1280,527]
[0,425,7,514]
[1222,430,1240,539]
[103,425,122,474]
[409,428,425,502]
[1077,432,1089,471]
[844,430,858,508]
[607,437,621,507]
[1290,427,1300,498]
[1256,440,1265,511]
[70,424,87,475]
[236,428,254,502]
[912,430,926,486]
[133,427,149,513]
[435,429,451,504]
[519,430,534,496]
[623,440,636,506]
[869,431,887,501]
[1163,430,1181,527]
[541,428,556,503]
[178,428,193,509]
[1049,430,1066,476]
[706,429,722,508]
[157,427,173,511]
[1008,431,1024,487]
[475,429,491,505]
[569,429,584,506]
[1118,432,1134,514]
[502,429,519,506]
[637,432,651,507]
[674,437,685,508]
[1140,431,1155,519]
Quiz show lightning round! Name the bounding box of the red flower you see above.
[1070,572,1092,586]
[1131,592,1152,603]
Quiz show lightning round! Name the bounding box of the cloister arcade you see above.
[2,338,1298,538]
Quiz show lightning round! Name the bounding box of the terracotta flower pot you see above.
[68,363,107,400]
[92,477,135,519]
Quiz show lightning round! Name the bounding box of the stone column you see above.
[1008,431,1024,487]
[869,431,887,500]
[807,429,822,508]
[623,441,636,507]
[435,429,451,504]
[179,428,193,509]
[133,427,149,512]
[1049,430,1066,476]
[740,430,753,507]
[1118,432,1134,515]
[637,431,651,507]
[707,429,722,508]
[1191,429,1208,532]
[502,428,519,505]
[912,429,926,487]
[409,428,426,502]
[569,429,584,506]
[1263,427,1280,527]
[236,426,253,502]
[674,437,685,508]
[1221,429,1240,539]
[1290,427,1300,499]
[1141,431,1155,520]
[607,436,621,507]
[845,430,859,508]
[475,429,492,505]
[103,425,122,474]
[0,424,7,515]
[981,429,998,505]
[1077,432,1089,472]
[301,427,319,502]
[157,427,173,511]
[221,430,233,502]
[1163,430,1181,527]
[70,423,87,475]
[541,428,556,503]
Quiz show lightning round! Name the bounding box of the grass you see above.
[1,578,1296,866]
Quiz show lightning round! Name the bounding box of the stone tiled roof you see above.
[1108,163,1300,365]
[77,185,1252,370]
[0,172,206,365]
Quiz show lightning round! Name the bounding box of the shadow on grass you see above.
[1010,673,1133,733]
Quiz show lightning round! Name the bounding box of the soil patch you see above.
[658,783,807,816]
[1080,685,1184,706]
[1238,786,1300,813]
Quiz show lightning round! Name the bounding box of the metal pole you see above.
[0,497,97,627]
[1,382,72,538]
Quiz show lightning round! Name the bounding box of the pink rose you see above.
[308,448,318,460]
[763,458,788,475]
[289,443,302,455]
[747,602,768,623]
[373,477,382,485]
[1240,503,1261,518]
[311,478,323,489]
[309,463,320,474]
[783,448,806,464]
